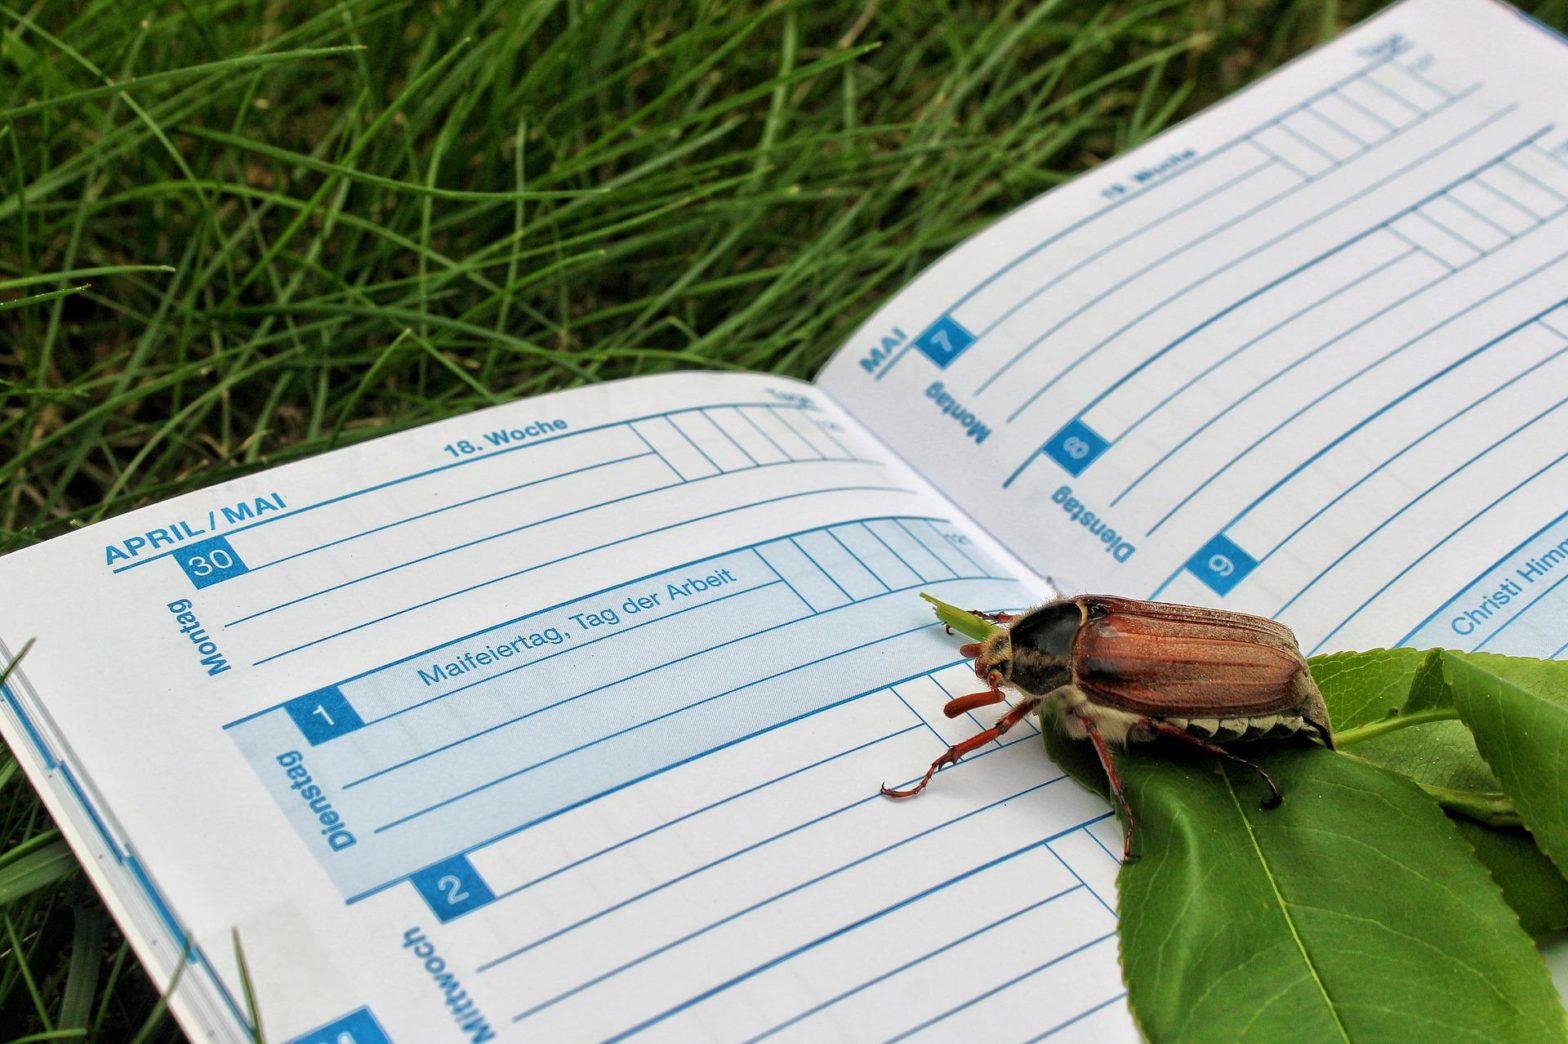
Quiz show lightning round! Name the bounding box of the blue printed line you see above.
[669,415,721,473]
[944,50,1400,318]
[584,819,1086,1039]
[754,546,817,614]
[862,522,924,582]
[888,684,949,743]
[110,401,801,573]
[791,537,853,602]
[828,528,890,592]
[611,840,1103,1034]
[1004,90,1498,426]
[339,583,790,769]
[735,407,791,460]
[1027,990,1130,1041]
[705,409,760,466]
[1360,67,1425,117]
[374,618,964,834]
[1336,86,1396,131]
[1474,568,1568,652]
[1146,242,1568,538]
[221,514,950,729]
[886,933,1120,1043]
[1260,340,1568,566]
[491,741,1068,989]
[969,158,1278,394]
[1502,159,1568,206]
[59,764,123,863]
[746,883,1085,1042]
[1384,224,1451,271]
[1045,834,1115,916]
[771,407,827,460]
[895,518,958,578]
[1076,226,1393,421]
[1116,249,1449,507]
[1309,445,1568,654]
[1276,117,1339,165]
[923,519,987,576]
[1443,188,1516,240]
[1414,207,1482,253]
[246,451,654,574]
[1108,243,1418,485]
[248,484,913,665]
[0,679,55,770]
[1302,102,1368,148]
[1395,506,1568,647]
[341,646,1009,906]
[485,723,925,912]
[1472,172,1548,221]
[1394,55,1455,102]
[1227,301,1568,565]
[1249,136,1308,180]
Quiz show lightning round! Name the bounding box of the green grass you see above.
[3,0,1566,1037]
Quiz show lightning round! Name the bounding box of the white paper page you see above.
[0,371,1142,1042]
[819,0,1568,659]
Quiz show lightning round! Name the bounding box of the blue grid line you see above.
[704,409,760,466]
[884,931,1120,1042]
[669,415,721,473]
[484,722,926,913]
[1220,299,1568,558]
[1002,91,1500,426]
[1259,340,1568,566]
[1414,207,1482,252]
[592,828,1089,1041]
[1471,172,1548,221]
[338,584,791,782]
[745,883,1086,1042]
[1309,445,1568,654]
[1394,506,1568,647]
[1144,246,1568,538]
[1443,188,1517,239]
[248,483,913,665]
[373,619,968,834]
[790,536,853,601]
[108,400,805,573]
[1473,568,1568,652]
[341,644,1004,905]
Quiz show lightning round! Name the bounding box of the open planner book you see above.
[4,0,1568,1038]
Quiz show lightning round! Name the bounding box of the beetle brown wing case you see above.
[1072,596,1312,717]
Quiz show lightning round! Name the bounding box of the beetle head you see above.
[993,598,1087,696]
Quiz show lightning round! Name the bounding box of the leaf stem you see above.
[919,592,1002,641]
[1416,783,1523,829]
[1334,707,1460,746]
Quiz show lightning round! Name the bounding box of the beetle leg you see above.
[1142,719,1283,809]
[943,688,1006,718]
[1078,714,1138,862]
[881,694,1043,799]
[970,609,1016,623]
[957,642,984,660]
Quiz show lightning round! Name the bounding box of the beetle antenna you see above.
[1142,720,1283,808]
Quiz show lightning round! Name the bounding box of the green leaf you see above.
[1116,745,1566,1043]
[1445,652,1568,877]
[1453,820,1568,938]
[1312,649,1497,793]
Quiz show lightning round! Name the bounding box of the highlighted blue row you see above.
[172,535,249,589]
[1042,419,1110,476]
[913,315,976,368]
[1184,534,1258,596]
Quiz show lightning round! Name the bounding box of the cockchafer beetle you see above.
[881,595,1335,859]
